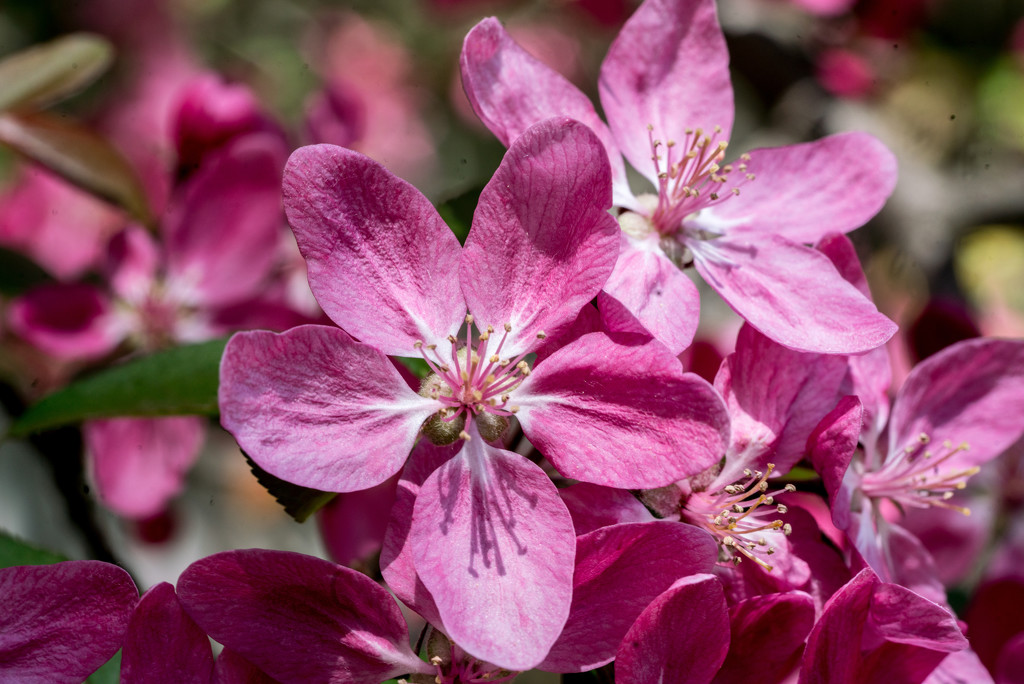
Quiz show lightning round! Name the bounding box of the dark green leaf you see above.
[0,529,67,568]
[9,339,228,437]
[86,650,121,684]
[435,183,485,245]
[244,453,336,523]
[0,247,53,295]
[0,34,113,113]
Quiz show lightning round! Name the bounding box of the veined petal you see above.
[599,0,733,189]
[807,396,863,532]
[219,325,439,492]
[8,283,125,360]
[177,549,433,683]
[460,19,630,203]
[283,144,464,356]
[597,235,700,355]
[517,332,730,489]
[707,133,897,244]
[121,583,214,684]
[691,232,897,354]
[713,592,815,684]
[410,425,575,671]
[462,117,619,357]
[558,483,654,536]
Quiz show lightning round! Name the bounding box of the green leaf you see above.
[87,650,121,684]
[0,529,67,568]
[0,111,152,225]
[0,246,53,295]
[9,339,228,437]
[244,453,337,523]
[0,34,114,113]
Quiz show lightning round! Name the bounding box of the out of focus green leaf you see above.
[0,247,52,295]
[9,339,228,437]
[435,183,485,245]
[0,34,113,113]
[0,111,151,225]
[87,650,121,684]
[0,529,67,568]
[244,453,337,523]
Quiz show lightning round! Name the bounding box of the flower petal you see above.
[807,396,863,532]
[599,0,733,189]
[121,582,214,684]
[7,283,124,360]
[461,117,619,357]
[558,483,654,536]
[714,592,815,684]
[691,232,897,354]
[411,426,575,671]
[219,325,439,492]
[283,144,464,355]
[517,332,730,488]
[213,649,277,684]
[177,549,432,682]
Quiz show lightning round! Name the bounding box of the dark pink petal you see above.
[317,472,400,568]
[807,396,863,531]
[713,323,849,485]
[178,549,432,682]
[219,325,439,492]
[517,332,730,488]
[121,582,214,684]
[868,582,966,650]
[997,635,1024,684]
[599,0,733,188]
[461,117,619,357]
[597,236,700,355]
[541,521,718,672]
[85,416,204,519]
[164,133,287,308]
[691,232,897,354]
[410,428,575,671]
[459,18,630,205]
[615,573,730,684]
[888,338,1024,470]
[707,133,897,244]
[0,560,138,683]
[713,591,815,684]
[7,283,124,360]
[558,483,654,536]
[799,568,876,684]
[283,144,464,355]
[214,648,277,684]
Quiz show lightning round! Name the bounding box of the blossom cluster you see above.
[2,0,1024,682]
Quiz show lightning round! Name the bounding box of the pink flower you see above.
[220,117,730,669]
[460,0,898,355]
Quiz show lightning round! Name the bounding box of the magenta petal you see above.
[868,582,966,650]
[615,573,731,684]
[888,338,1024,469]
[597,236,700,355]
[219,326,439,492]
[283,144,464,355]
[85,416,204,519]
[540,521,718,672]
[8,283,123,360]
[708,133,897,244]
[177,549,432,682]
[214,649,277,684]
[691,232,897,354]
[164,133,287,308]
[599,0,733,188]
[517,332,730,488]
[0,560,138,684]
[996,635,1024,684]
[713,592,815,684]
[459,18,630,201]
[121,582,214,684]
[461,117,619,356]
[558,483,654,536]
[927,649,995,684]
[317,471,400,568]
[799,568,876,684]
[807,396,863,531]
[410,429,575,671]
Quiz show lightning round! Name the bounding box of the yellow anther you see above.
[504,323,512,332]
[459,430,471,441]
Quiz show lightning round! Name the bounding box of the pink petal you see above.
[459,18,631,205]
[410,426,575,671]
[517,332,730,488]
[317,471,400,568]
[532,302,603,364]
[214,649,277,684]
[177,549,433,682]
[867,581,966,650]
[706,133,898,244]
[85,416,205,519]
[0,560,138,684]
[461,117,619,357]
[540,521,718,672]
[807,395,864,532]
[163,133,288,308]
[691,232,897,354]
[599,0,733,189]
[107,226,160,304]
[888,338,1024,469]
[121,582,214,684]
[558,483,654,536]
[218,325,439,492]
[597,235,701,355]
[283,144,464,356]
[799,568,877,684]
[7,283,124,360]
[615,573,731,684]
[713,592,815,684]
[925,649,995,684]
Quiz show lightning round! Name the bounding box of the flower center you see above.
[859,433,975,514]
[681,464,794,572]
[430,648,516,684]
